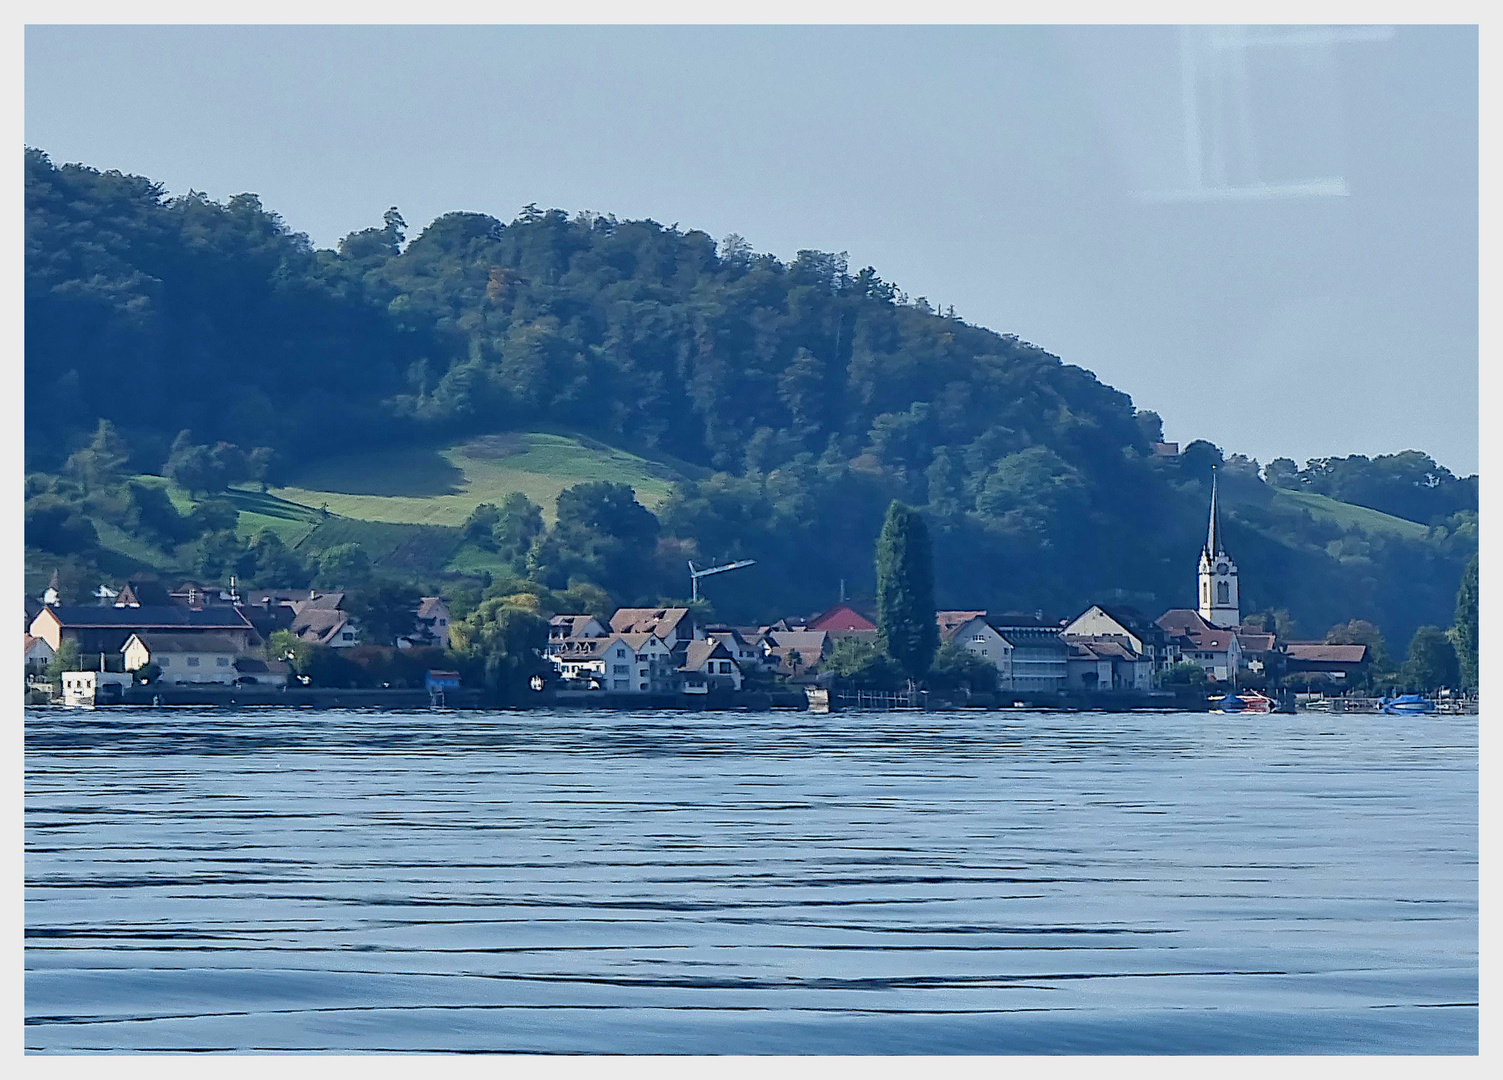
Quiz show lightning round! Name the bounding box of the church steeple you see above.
[1198,469,1240,627]
[1205,470,1224,558]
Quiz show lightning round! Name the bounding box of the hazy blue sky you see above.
[25,24,1478,473]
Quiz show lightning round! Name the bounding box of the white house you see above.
[937,612,1014,684]
[122,633,243,684]
[706,628,766,671]
[679,639,744,692]
[548,614,609,657]
[553,633,676,693]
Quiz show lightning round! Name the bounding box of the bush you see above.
[1163,660,1207,687]
[928,641,999,694]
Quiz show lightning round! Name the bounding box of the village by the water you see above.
[24,479,1473,717]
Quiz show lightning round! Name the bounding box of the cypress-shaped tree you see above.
[875,500,939,682]
[1450,553,1478,692]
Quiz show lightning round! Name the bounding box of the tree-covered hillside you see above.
[24,149,1477,646]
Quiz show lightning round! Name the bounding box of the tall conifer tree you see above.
[875,500,939,681]
[1450,554,1479,691]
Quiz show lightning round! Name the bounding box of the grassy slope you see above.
[1268,488,1430,541]
[128,475,324,544]
[271,432,681,527]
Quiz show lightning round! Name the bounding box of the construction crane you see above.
[689,559,755,603]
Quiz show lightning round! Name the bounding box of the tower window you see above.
[1217,581,1230,605]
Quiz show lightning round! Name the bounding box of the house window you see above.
[187,657,200,667]
[613,664,629,675]
[342,631,354,641]
[613,680,628,690]
[216,656,230,667]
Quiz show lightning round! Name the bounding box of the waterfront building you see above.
[553,632,677,693]
[29,603,256,656]
[937,612,1014,684]
[678,639,745,692]
[610,607,703,651]
[1062,605,1173,674]
[1062,635,1154,690]
[548,614,608,657]
[122,633,243,684]
[985,615,1069,692]
[1156,608,1243,682]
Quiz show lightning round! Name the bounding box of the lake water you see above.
[24,708,1477,1054]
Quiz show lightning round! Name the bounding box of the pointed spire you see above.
[1205,469,1222,557]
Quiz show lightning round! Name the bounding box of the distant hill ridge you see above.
[23,149,1476,643]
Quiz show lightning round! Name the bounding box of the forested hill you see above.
[23,149,1478,645]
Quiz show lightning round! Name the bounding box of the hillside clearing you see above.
[271,432,681,526]
[1269,488,1430,541]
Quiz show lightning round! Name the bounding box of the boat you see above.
[1379,694,1436,715]
[1210,691,1273,714]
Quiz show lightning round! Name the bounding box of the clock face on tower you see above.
[1216,562,1229,575]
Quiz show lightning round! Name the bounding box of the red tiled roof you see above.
[806,605,877,631]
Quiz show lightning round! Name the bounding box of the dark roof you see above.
[1285,643,1368,664]
[115,580,173,607]
[40,605,253,630]
[128,633,242,654]
[988,612,1060,629]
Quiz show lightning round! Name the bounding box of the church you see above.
[1197,471,1239,628]
[1154,471,1244,682]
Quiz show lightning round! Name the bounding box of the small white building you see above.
[123,633,243,684]
[60,670,133,707]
